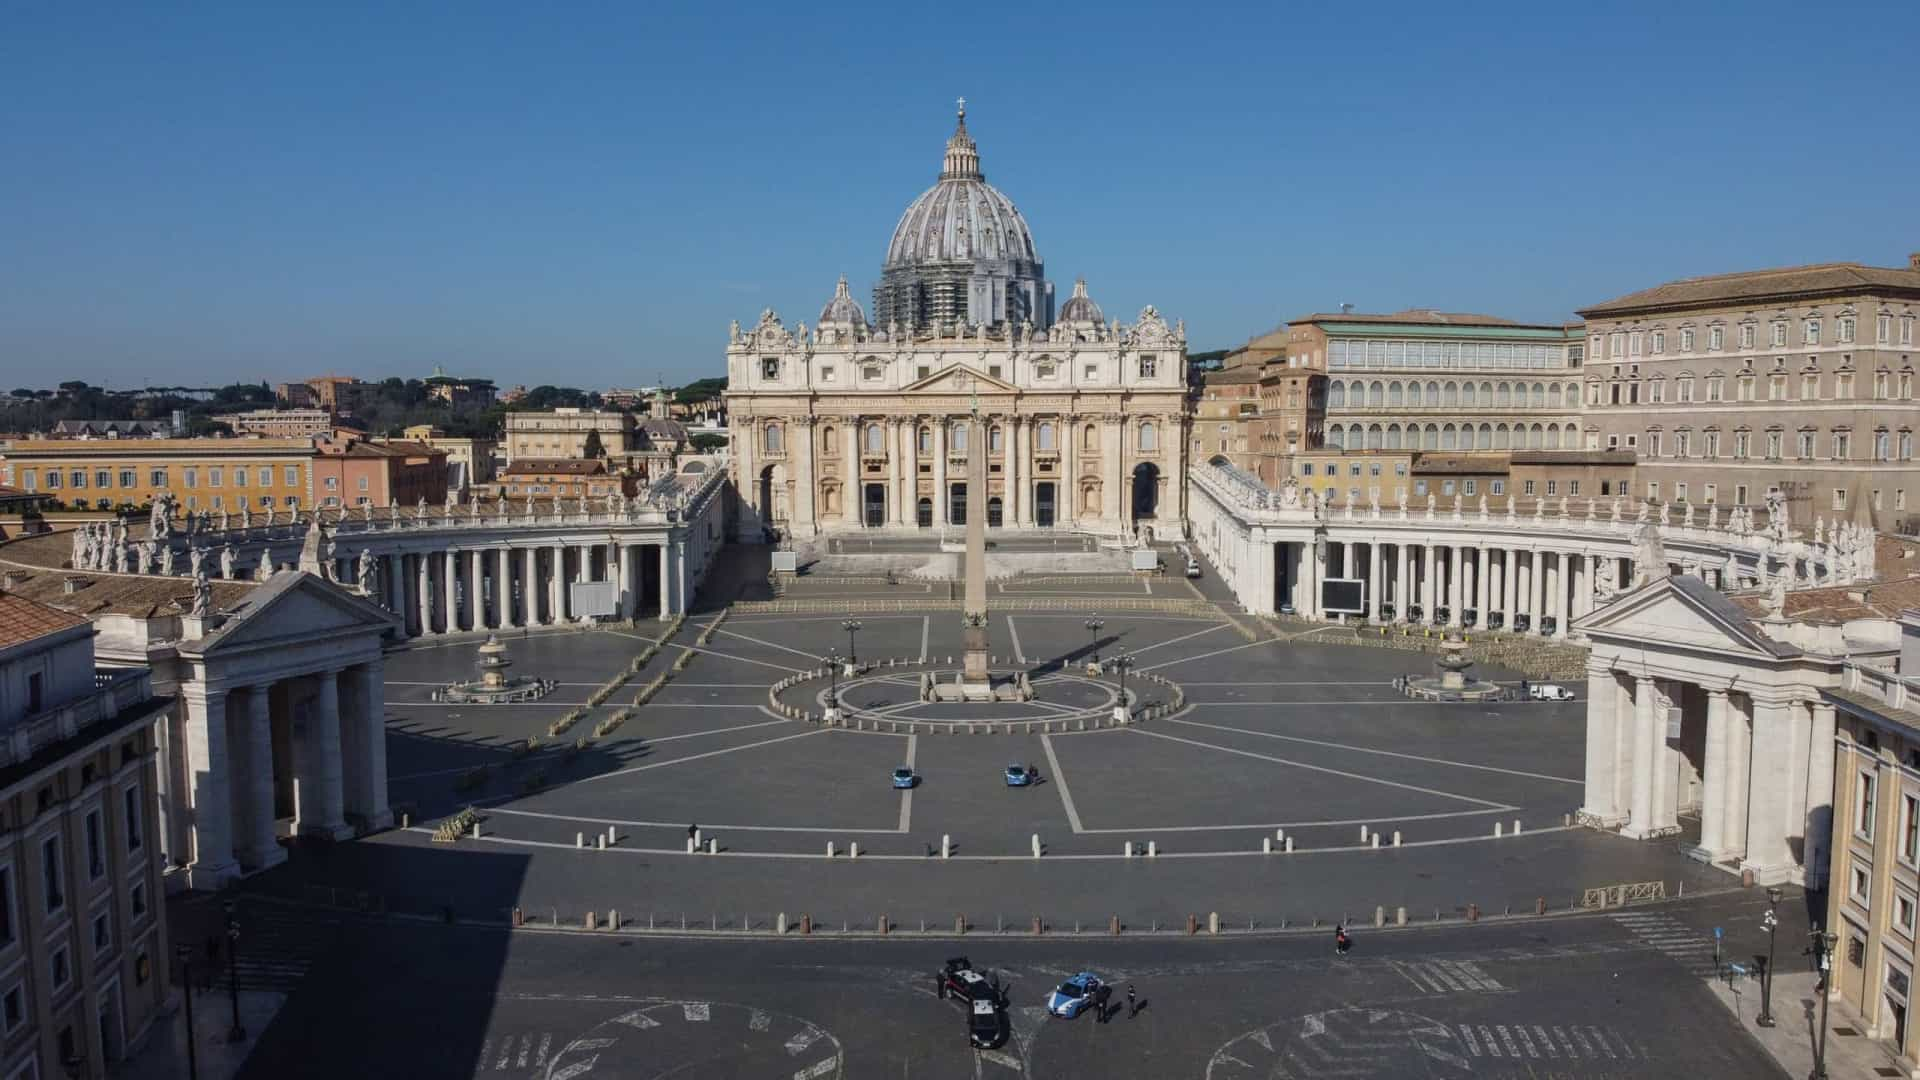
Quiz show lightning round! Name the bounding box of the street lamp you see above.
[1112,654,1136,721]
[1084,617,1105,665]
[176,944,199,1080]
[825,649,843,724]
[1809,929,1838,1079]
[1756,886,1782,1028]
[841,619,862,668]
[224,901,246,1043]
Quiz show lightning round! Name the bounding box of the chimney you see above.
[1910,252,1920,271]
[1,570,23,591]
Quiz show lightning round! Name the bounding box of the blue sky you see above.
[3,1,1916,389]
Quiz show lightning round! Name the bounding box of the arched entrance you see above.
[1034,482,1056,527]
[862,483,885,527]
[948,483,967,526]
[987,496,1003,528]
[1131,462,1160,521]
[916,497,932,528]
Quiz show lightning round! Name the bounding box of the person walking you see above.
[1125,983,1138,1018]
[1094,985,1112,1024]
[1335,924,1352,957]
[687,823,698,844]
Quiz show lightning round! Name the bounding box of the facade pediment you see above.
[1575,575,1793,661]
[183,571,395,657]
[898,364,1018,395]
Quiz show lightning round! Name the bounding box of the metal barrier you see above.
[1581,881,1667,908]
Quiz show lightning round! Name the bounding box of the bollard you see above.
[577,832,585,849]
[879,914,889,935]
[1110,915,1121,936]
[597,835,606,850]
[1276,828,1285,844]
[1284,836,1294,853]
[401,812,410,828]
[586,911,598,930]
[707,838,717,854]
[1563,812,1572,827]
[1208,912,1220,935]
[1494,822,1504,838]
[1148,840,1158,857]
[850,841,860,859]
[687,837,696,854]
[1511,819,1522,835]
[607,825,617,846]
[1031,834,1042,858]
[1360,825,1369,843]
[1375,906,1385,928]
[1468,903,1479,922]
[1032,916,1043,935]
[1535,896,1546,916]
[1370,834,1380,849]
[472,822,481,839]
[827,841,835,858]
[694,828,703,848]
[512,906,524,927]
[1392,831,1402,847]
[1125,841,1134,858]
[942,834,951,859]
[778,912,788,935]
[801,913,812,935]
[1263,838,1273,854]
[1186,914,1198,935]
[1396,906,1407,926]
[955,914,966,934]
[609,909,619,930]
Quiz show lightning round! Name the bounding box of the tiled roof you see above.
[1204,368,1264,385]
[1727,536,1920,624]
[0,592,89,648]
[1291,309,1529,328]
[1508,450,1638,466]
[0,568,254,620]
[1579,261,1920,317]
[503,459,610,476]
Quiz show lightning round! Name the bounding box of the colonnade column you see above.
[350,659,391,829]
[300,670,349,840]
[549,544,566,623]
[1421,545,1436,615]
[521,546,537,625]
[1580,664,1622,825]
[574,543,592,622]
[1804,701,1837,888]
[1530,550,1546,634]
[383,556,402,622]
[237,684,282,869]
[441,550,458,632]
[181,684,239,887]
[1476,546,1491,617]
[1502,549,1517,625]
[658,543,672,620]
[1721,698,1751,859]
[1742,699,1801,880]
[1695,688,1731,857]
[495,548,512,628]
[1394,543,1409,621]
[1448,546,1463,626]
[416,553,434,635]
[1625,675,1659,838]
[1367,540,1384,621]
[466,549,483,629]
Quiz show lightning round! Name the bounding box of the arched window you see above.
[952,422,968,452]
[866,424,884,453]
[1566,382,1580,404]
[1477,423,1492,450]
[1328,425,1346,450]
[1480,381,1494,404]
[1496,382,1511,407]
[764,423,783,453]
[1329,382,1346,408]
[1426,380,1441,404]
[1441,424,1457,450]
[918,427,932,454]
[1531,382,1546,407]
[989,426,1003,453]
[1408,382,1423,406]
[1386,424,1403,450]
[1442,382,1459,407]
[1547,384,1561,407]
[1037,422,1056,452]
[1366,424,1383,450]
[821,426,837,455]
[1138,421,1158,452]
[1369,381,1385,407]
[1528,423,1544,449]
[1387,382,1404,407]
[1461,382,1476,407]
[1084,424,1098,451]
[1423,423,1439,450]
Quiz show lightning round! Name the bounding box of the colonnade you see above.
[179,661,387,886]
[1309,540,1620,638]
[1579,659,1837,885]
[364,539,687,638]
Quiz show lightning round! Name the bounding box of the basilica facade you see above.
[725,106,1191,541]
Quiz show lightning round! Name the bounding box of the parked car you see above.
[1005,764,1036,787]
[891,766,918,789]
[1529,683,1576,701]
[936,958,1009,1048]
[1541,615,1559,636]
[1045,972,1105,1018]
[1407,604,1424,623]
[1185,557,1202,578]
[1379,602,1396,621]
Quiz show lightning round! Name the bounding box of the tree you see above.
[582,429,605,459]
[675,377,727,404]
[689,432,729,452]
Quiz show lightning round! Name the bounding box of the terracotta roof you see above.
[1410,455,1509,475]
[1203,368,1264,385]
[503,459,611,477]
[0,567,255,620]
[1508,450,1638,466]
[0,592,89,648]
[1290,309,1532,328]
[1727,536,1920,624]
[1579,261,1920,318]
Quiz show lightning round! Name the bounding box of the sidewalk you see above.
[115,988,285,1080]
[1710,968,1917,1079]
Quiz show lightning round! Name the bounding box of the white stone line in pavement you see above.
[1002,613,1221,623]
[1182,681,1390,686]
[1137,637,1283,672]
[387,680,606,687]
[709,626,835,662]
[726,614,929,625]
[898,735,917,832]
[597,630,671,644]
[633,703,768,709]
[1040,735,1085,833]
[1127,621,1231,656]
[1168,718,1584,785]
[1128,728,1512,810]
[398,701,596,708]
[670,643,808,675]
[672,683,782,688]
[920,616,930,661]
[484,805,905,835]
[387,718,796,783]
[1004,616,1026,663]
[1070,805,1514,835]
[1184,700,1522,708]
[560,728,831,788]
[406,823,1580,860]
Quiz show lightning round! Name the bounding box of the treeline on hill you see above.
[0,378,728,440]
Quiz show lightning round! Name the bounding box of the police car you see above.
[936,958,1008,1048]
[1045,972,1105,1018]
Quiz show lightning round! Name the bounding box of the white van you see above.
[1185,556,1202,578]
[1528,683,1575,701]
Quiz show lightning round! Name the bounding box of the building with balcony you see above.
[311,436,449,509]
[497,459,637,501]
[504,409,636,463]
[0,591,173,1076]
[210,408,337,438]
[1577,255,1920,532]
[1,439,317,513]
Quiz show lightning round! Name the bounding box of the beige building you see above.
[504,409,635,463]
[211,408,336,438]
[0,592,173,1077]
[399,426,497,489]
[1577,256,1920,531]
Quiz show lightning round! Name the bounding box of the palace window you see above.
[1834,431,1851,458]
[989,427,1003,453]
[1804,320,1820,345]
[1769,374,1786,400]
[1704,431,1720,458]
[1138,422,1157,452]
[763,424,783,453]
[1680,327,1695,351]
[1138,355,1158,378]
[1709,325,1724,351]
[1705,376,1723,402]
[951,423,968,452]
[918,427,931,454]
[1798,431,1816,458]
[1766,430,1783,459]
[1880,314,1894,343]
[1837,372,1854,398]
[1036,422,1055,452]
[866,425,884,453]
[1804,373,1820,399]
[1838,317,1854,343]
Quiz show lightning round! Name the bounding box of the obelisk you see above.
[961,378,991,692]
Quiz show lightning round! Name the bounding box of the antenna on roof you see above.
[1339,303,1354,315]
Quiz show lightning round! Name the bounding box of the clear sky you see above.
[3,1,1916,390]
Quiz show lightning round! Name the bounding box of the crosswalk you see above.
[476,1031,558,1074]
[209,901,341,993]
[1610,910,1719,977]
[1392,958,1507,994]
[1456,1023,1646,1061]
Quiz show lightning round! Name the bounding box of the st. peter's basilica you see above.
[724,102,1190,541]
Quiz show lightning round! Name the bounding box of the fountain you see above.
[1401,629,1504,702]
[434,634,557,703]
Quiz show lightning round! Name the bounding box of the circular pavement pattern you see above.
[824,669,1123,726]
[543,1000,843,1080]
[1206,1007,1470,1079]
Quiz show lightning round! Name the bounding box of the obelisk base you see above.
[962,623,991,687]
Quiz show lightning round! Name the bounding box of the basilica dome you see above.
[873,103,1052,332]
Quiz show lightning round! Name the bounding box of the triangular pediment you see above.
[187,571,395,655]
[1576,575,1793,660]
[899,364,1018,394]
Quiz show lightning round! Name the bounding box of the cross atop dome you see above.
[941,97,982,181]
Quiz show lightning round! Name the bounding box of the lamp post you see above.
[1809,929,1838,1079]
[1112,654,1135,719]
[841,618,862,667]
[224,901,246,1043]
[1084,617,1104,666]
[1757,886,1781,1028]
[176,945,199,1080]
[825,649,842,723]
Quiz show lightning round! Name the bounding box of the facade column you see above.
[1580,665,1623,825]
[237,683,284,870]
[1060,414,1078,529]
[300,670,349,840]
[1103,415,1125,529]
[549,544,566,623]
[1448,545,1463,625]
[844,421,862,527]
[415,553,434,634]
[1722,696,1752,858]
[1695,689,1730,858]
[495,548,512,628]
[658,543,672,620]
[1804,701,1837,888]
[1742,699,1800,881]
[933,421,949,527]
[181,684,239,887]
[1624,674,1660,838]
[886,420,904,527]
[904,418,921,526]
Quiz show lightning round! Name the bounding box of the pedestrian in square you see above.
[1094,984,1112,1023]
[1125,983,1137,1018]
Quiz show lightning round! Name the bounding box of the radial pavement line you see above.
[919,615,929,660]
[1039,734,1084,833]
[1128,727,1513,809]
[670,643,808,675]
[561,727,831,788]
[898,734,917,832]
[485,805,906,834]
[709,626,836,662]
[1138,636,1284,672]
[1128,621,1232,656]
[1170,716,1583,784]
[1003,615,1026,663]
